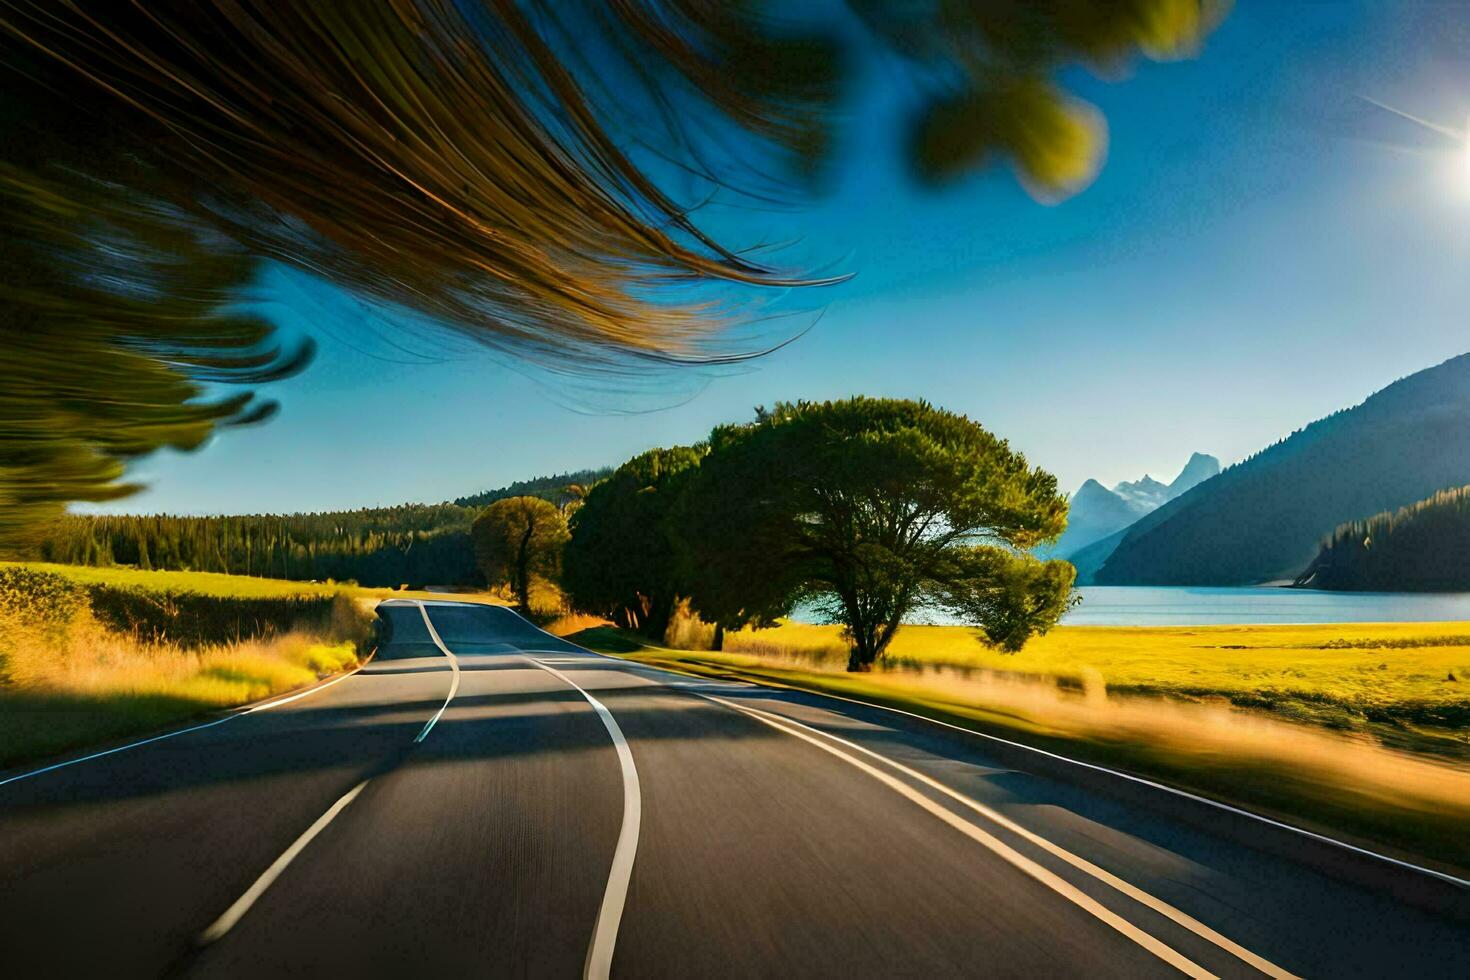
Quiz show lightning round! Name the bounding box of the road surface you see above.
[1,600,1466,977]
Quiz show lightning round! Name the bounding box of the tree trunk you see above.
[845,608,877,671]
[643,594,674,642]
[515,523,534,614]
[711,622,725,651]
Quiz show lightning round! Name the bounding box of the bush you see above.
[0,565,375,767]
[82,583,335,647]
[0,565,88,627]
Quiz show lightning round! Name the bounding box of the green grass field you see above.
[7,561,345,597]
[575,622,1470,875]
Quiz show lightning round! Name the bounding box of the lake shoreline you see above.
[795,584,1470,627]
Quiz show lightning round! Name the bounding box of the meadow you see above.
[578,619,1470,874]
[0,563,377,767]
[721,620,1470,753]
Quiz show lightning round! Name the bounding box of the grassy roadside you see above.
[574,626,1470,876]
[718,620,1470,757]
[0,563,378,769]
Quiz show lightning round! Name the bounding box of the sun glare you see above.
[1463,128,1470,191]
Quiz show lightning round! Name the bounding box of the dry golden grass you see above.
[4,611,354,707]
[575,622,1470,872]
[720,620,1470,745]
[0,574,374,768]
[542,611,613,637]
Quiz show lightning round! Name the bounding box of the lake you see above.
[793,586,1470,627]
[1063,586,1470,626]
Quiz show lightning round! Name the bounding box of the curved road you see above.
[1,600,1466,977]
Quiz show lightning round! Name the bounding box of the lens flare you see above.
[1463,123,1470,191]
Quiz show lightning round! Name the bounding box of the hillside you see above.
[1297,485,1470,590]
[1067,527,1129,584]
[1097,354,1470,585]
[34,469,608,588]
[453,469,610,508]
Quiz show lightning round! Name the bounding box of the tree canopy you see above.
[1297,484,1470,592]
[471,497,570,613]
[684,399,1075,669]
[562,446,703,637]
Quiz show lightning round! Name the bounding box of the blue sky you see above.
[95,1,1470,515]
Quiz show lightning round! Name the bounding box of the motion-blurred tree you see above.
[471,497,570,613]
[684,398,1076,669]
[1,1,1226,550]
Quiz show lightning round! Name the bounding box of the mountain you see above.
[1113,475,1171,511]
[1051,454,1220,561]
[1097,353,1470,585]
[1169,452,1223,497]
[1297,484,1470,591]
[1051,479,1148,557]
[1066,526,1129,584]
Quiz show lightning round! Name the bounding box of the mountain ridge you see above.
[1050,453,1219,561]
[1096,353,1470,585]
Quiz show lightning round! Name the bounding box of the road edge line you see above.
[706,696,1218,978]
[705,694,1296,979]
[577,648,1470,898]
[0,664,367,790]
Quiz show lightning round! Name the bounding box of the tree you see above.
[471,497,569,614]
[562,447,702,639]
[672,474,796,651]
[684,399,1075,670]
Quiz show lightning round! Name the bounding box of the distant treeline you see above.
[1298,485,1470,591]
[453,469,609,509]
[34,470,607,588]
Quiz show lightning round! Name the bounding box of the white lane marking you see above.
[792,689,1470,893]
[193,603,466,945]
[701,698,1217,980]
[413,601,462,743]
[0,666,364,790]
[429,602,1452,952]
[708,695,1297,980]
[589,650,1470,893]
[526,657,641,980]
[196,779,370,946]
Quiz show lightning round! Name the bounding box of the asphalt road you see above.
[1,599,1466,978]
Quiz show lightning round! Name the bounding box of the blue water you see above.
[1063,586,1470,626]
[797,586,1470,627]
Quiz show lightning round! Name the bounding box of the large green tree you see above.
[684,399,1075,670]
[562,446,703,639]
[472,497,570,614]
